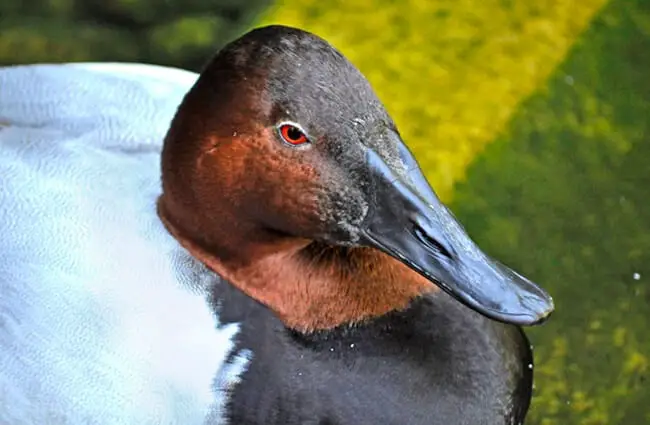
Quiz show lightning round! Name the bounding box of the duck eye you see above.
[278,123,310,146]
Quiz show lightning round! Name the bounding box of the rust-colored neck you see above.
[157,197,435,332]
[156,46,436,332]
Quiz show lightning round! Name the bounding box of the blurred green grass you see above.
[0,0,272,69]
[452,0,650,423]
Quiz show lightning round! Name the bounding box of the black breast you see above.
[213,282,533,425]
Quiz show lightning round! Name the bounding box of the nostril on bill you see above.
[413,224,453,259]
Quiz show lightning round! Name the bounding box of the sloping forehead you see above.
[223,26,406,172]
[276,36,401,152]
[226,28,388,125]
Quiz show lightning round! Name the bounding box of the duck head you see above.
[158,25,554,332]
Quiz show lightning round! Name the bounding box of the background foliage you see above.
[0,0,271,69]
[1,0,649,423]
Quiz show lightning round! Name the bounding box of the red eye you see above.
[279,124,309,146]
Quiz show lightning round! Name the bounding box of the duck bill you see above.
[360,147,554,326]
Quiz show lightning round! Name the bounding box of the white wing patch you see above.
[0,63,250,424]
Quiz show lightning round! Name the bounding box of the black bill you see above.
[359,146,554,326]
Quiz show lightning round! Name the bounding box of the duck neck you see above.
[157,197,435,333]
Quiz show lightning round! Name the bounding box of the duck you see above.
[0,25,554,425]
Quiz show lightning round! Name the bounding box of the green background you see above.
[2,0,648,423]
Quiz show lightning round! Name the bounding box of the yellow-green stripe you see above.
[258,0,608,200]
